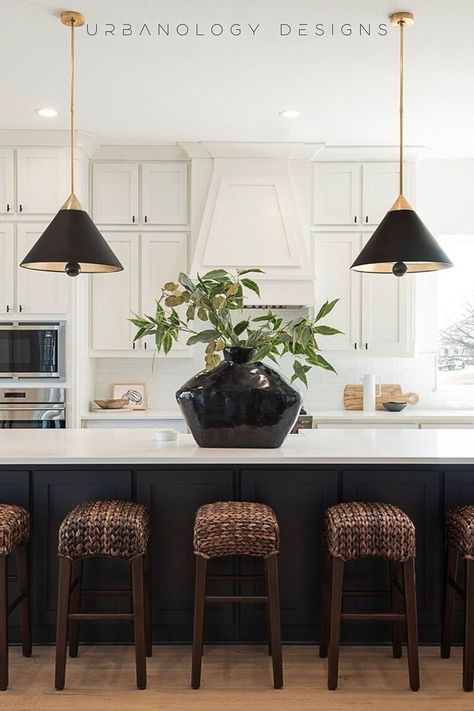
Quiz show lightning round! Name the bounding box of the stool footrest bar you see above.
[205,595,268,604]
[341,612,406,622]
[67,612,134,621]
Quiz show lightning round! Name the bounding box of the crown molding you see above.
[179,141,326,160]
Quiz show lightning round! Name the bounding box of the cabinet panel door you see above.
[136,468,235,642]
[314,232,361,351]
[90,233,139,352]
[360,235,414,355]
[362,162,415,225]
[142,162,188,225]
[0,149,14,215]
[16,224,69,314]
[240,468,338,642]
[141,232,190,355]
[92,163,139,224]
[16,148,67,215]
[32,470,132,642]
[342,468,441,643]
[0,225,14,314]
[313,163,361,225]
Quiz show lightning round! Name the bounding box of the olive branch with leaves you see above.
[130,268,341,386]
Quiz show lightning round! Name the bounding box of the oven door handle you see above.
[0,408,65,421]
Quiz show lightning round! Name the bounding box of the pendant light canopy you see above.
[20,11,123,277]
[351,11,452,277]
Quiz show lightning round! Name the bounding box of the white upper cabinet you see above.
[314,233,360,351]
[90,233,140,352]
[16,224,69,314]
[16,148,67,215]
[141,232,189,355]
[0,149,14,215]
[362,162,415,225]
[92,163,139,225]
[0,225,14,314]
[141,163,188,225]
[313,161,415,226]
[314,232,414,356]
[313,163,361,225]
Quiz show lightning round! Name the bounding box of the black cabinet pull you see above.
[144,215,148,224]
[6,204,10,213]
[19,204,23,213]
[354,216,357,223]
[132,215,135,223]
[144,342,147,349]
[354,342,358,350]
[365,342,368,350]
[365,215,369,223]
[6,305,9,313]
[19,305,23,313]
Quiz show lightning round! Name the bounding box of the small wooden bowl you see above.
[94,399,129,410]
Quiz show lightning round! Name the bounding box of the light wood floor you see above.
[3,645,474,711]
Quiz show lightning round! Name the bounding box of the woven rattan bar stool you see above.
[191,501,283,689]
[54,500,151,690]
[320,502,420,691]
[0,504,31,691]
[441,505,474,691]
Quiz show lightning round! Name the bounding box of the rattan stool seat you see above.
[447,506,474,559]
[0,504,29,556]
[324,501,416,563]
[58,500,150,560]
[193,501,279,559]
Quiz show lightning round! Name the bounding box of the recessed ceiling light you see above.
[279,109,301,119]
[36,107,58,118]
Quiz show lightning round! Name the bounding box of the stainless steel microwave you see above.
[0,322,66,379]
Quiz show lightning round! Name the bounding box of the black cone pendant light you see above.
[20,11,123,277]
[351,12,452,276]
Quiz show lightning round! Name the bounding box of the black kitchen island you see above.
[1,427,473,646]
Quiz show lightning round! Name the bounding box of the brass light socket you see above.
[60,11,85,27]
[389,11,415,27]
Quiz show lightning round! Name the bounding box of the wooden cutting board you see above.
[344,384,420,411]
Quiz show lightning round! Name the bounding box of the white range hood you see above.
[183,142,323,307]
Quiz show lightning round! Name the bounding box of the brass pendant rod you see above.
[399,18,405,197]
[69,17,75,196]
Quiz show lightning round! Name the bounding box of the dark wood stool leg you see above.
[264,562,272,656]
[55,556,72,691]
[143,549,152,658]
[191,554,207,689]
[319,549,331,659]
[266,554,283,689]
[16,542,31,658]
[68,559,83,658]
[390,560,403,659]
[441,545,459,659]
[131,556,147,690]
[328,556,344,691]
[0,556,8,691]
[463,558,474,692]
[402,558,420,692]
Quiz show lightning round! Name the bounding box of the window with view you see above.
[438,236,474,386]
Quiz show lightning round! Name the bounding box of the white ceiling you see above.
[2,0,473,155]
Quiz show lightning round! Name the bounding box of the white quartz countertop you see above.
[80,408,474,423]
[2,427,474,465]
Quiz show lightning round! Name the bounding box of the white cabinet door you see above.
[141,163,188,225]
[0,149,14,215]
[362,162,415,225]
[313,163,361,225]
[90,233,139,352]
[92,163,139,224]
[16,224,69,313]
[360,237,414,356]
[0,225,14,314]
[141,232,190,355]
[314,233,361,351]
[16,148,67,214]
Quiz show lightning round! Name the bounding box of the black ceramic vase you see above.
[176,347,302,448]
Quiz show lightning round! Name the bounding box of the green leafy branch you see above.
[130,268,341,386]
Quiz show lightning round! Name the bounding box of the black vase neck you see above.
[223,347,256,364]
